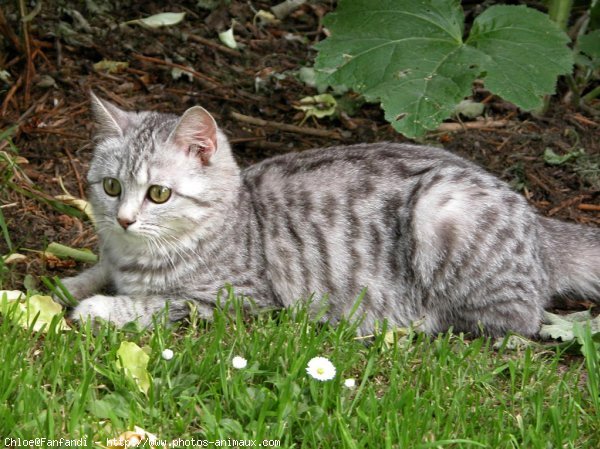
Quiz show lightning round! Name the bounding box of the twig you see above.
[64,148,86,198]
[548,195,587,216]
[230,111,343,139]
[271,0,306,19]
[0,7,22,51]
[18,0,35,106]
[578,203,600,212]
[132,54,220,89]
[1,75,23,116]
[187,34,241,58]
[25,128,87,140]
[436,119,511,132]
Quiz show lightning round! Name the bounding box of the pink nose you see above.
[118,217,136,230]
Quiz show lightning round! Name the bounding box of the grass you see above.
[0,292,599,449]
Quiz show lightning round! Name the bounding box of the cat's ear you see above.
[89,91,130,139]
[168,106,217,165]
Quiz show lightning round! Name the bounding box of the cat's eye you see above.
[103,177,121,197]
[147,185,172,204]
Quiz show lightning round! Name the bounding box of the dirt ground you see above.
[0,1,599,299]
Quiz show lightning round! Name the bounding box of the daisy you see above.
[232,355,248,369]
[344,378,356,389]
[306,356,336,381]
[161,349,174,360]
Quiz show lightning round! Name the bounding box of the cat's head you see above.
[87,92,240,249]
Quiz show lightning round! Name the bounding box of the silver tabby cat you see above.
[59,93,600,336]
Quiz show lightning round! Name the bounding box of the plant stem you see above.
[582,85,600,103]
[538,0,575,115]
[547,0,574,30]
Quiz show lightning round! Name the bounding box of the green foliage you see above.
[314,0,573,137]
[1,293,599,447]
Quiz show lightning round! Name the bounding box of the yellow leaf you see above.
[104,426,163,448]
[116,342,152,394]
[93,60,130,74]
[0,291,70,332]
[54,194,96,224]
[3,253,27,264]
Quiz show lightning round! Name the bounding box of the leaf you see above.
[124,12,186,28]
[466,5,573,111]
[218,26,238,49]
[540,311,600,342]
[171,66,194,82]
[93,60,130,74]
[104,426,163,449]
[0,291,70,332]
[314,1,573,137]
[294,94,337,119]
[45,242,98,263]
[543,147,584,165]
[3,253,27,265]
[453,99,485,118]
[0,290,25,301]
[54,194,96,224]
[116,341,151,395]
[579,30,600,61]
[88,393,130,419]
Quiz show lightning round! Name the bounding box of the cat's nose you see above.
[118,217,136,230]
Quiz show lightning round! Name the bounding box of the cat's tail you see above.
[540,217,600,302]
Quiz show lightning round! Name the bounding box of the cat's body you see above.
[61,95,600,336]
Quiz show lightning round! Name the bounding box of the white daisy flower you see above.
[161,349,174,360]
[232,355,248,369]
[344,378,356,389]
[306,356,336,381]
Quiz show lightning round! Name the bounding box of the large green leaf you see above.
[467,5,573,111]
[314,1,573,137]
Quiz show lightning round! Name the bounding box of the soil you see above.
[0,1,599,303]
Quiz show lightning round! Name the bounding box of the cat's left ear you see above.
[168,106,218,165]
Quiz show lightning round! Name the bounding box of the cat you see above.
[57,92,600,336]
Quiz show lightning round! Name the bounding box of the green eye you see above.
[147,185,172,204]
[103,177,121,197]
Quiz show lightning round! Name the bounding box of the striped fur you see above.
[60,97,600,336]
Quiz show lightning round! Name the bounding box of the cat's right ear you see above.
[168,106,218,165]
[89,91,130,139]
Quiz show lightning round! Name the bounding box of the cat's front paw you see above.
[71,295,113,324]
[72,295,146,328]
[70,295,152,327]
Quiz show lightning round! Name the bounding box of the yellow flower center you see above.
[317,367,325,375]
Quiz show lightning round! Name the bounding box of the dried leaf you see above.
[453,99,485,119]
[124,12,186,28]
[254,10,280,27]
[218,26,238,49]
[104,426,164,449]
[93,60,130,74]
[55,193,95,224]
[3,253,27,265]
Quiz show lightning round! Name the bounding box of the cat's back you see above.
[242,142,475,189]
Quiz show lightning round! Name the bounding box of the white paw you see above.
[72,295,113,322]
[72,295,144,328]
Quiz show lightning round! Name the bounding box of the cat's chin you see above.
[102,227,149,248]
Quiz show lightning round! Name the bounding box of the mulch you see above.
[0,1,598,292]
